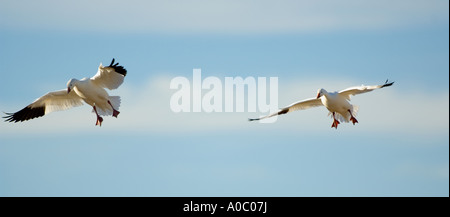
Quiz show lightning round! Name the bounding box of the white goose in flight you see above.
[249,80,394,129]
[4,58,127,126]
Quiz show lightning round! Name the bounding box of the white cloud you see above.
[1,75,448,138]
[0,0,448,33]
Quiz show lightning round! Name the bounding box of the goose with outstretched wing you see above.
[4,58,127,126]
[249,80,394,129]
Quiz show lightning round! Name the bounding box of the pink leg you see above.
[93,106,103,126]
[331,112,340,129]
[108,100,120,118]
[348,109,358,125]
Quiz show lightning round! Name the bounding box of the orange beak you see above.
[316,93,320,99]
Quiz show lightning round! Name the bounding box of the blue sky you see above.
[0,0,448,196]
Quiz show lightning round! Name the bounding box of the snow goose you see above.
[249,80,394,129]
[4,58,127,126]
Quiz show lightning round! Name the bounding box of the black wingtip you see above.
[3,106,45,123]
[108,58,127,77]
[382,79,394,88]
[3,112,14,122]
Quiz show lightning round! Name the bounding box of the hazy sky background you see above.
[0,0,448,196]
